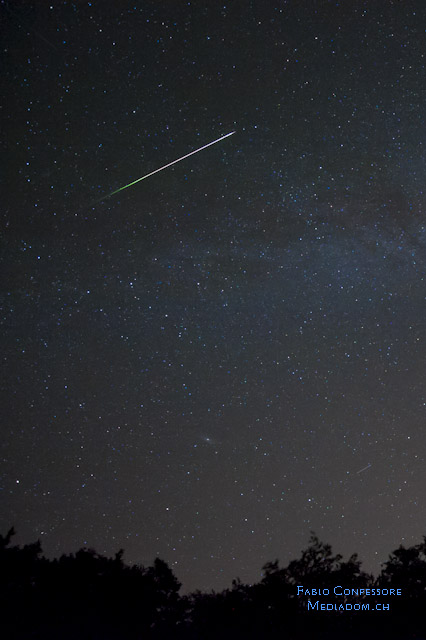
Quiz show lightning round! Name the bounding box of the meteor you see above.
[101,131,236,200]
[356,463,372,474]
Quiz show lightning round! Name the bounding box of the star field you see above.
[2,0,426,593]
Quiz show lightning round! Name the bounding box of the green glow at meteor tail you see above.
[100,131,235,201]
[109,175,150,197]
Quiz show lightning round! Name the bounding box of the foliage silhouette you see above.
[1,527,426,639]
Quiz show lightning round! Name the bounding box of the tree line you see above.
[1,527,426,638]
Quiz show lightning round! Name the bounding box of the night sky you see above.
[2,0,426,594]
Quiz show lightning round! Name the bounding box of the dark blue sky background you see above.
[2,0,426,592]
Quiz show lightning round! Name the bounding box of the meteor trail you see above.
[356,463,372,474]
[101,131,236,201]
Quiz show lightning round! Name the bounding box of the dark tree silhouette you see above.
[1,527,426,639]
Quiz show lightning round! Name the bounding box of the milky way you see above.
[2,1,426,592]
